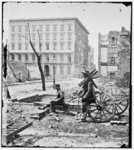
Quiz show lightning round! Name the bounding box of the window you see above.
[11,34,15,41]
[18,54,21,61]
[18,43,21,50]
[46,33,49,40]
[68,24,72,31]
[60,54,64,62]
[68,42,72,50]
[40,34,43,40]
[11,25,15,32]
[46,55,49,62]
[112,37,115,41]
[60,33,64,40]
[53,33,57,40]
[46,25,50,31]
[110,57,115,64]
[53,43,57,50]
[110,73,115,80]
[18,25,22,32]
[11,43,15,50]
[11,54,14,60]
[68,55,71,63]
[46,43,49,50]
[25,54,28,61]
[25,25,28,32]
[111,37,116,45]
[53,55,56,61]
[60,42,64,50]
[18,34,22,41]
[25,33,28,40]
[39,25,42,31]
[68,33,72,40]
[25,43,28,50]
[81,32,84,40]
[53,24,57,31]
[32,25,36,32]
[39,43,43,50]
[67,66,71,75]
[60,66,64,75]
[124,72,130,80]
[32,54,35,61]
[32,33,36,40]
[60,24,64,31]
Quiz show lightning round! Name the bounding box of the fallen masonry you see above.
[30,108,50,120]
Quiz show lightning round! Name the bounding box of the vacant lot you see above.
[3,78,130,147]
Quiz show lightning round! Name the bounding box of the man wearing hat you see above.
[79,67,99,122]
[50,84,65,113]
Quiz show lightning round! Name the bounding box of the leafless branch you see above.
[37,30,41,57]
[29,41,39,58]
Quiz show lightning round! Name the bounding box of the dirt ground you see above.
[5,105,129,147]
[2,78,130,148]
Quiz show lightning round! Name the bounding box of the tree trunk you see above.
[29,40,46,91]
[37,57,46,91]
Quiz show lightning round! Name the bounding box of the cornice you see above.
[9,17,89,34]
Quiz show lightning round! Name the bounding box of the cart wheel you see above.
[88,92,115,123]
[106,87,129,115]
[114,97,129,115]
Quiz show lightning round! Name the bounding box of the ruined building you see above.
[98,27,130,80]
[9,18,93,79]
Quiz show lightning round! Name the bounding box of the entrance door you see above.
[44,65,49,76]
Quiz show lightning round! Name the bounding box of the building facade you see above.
[88,46,95,70]
[98,27,130,80]
[9,18,90,79]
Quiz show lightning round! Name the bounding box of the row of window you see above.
[11,42,72,51]
[11,24,72,32]
[11,32,73,41]
[10,54,72,63]
[101,57,116,65]
[55,66,71,75]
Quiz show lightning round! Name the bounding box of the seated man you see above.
[50,84,65,113]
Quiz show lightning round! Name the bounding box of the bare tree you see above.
[23,23,46,91]
[2,42,11,99]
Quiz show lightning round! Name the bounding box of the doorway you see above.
[44,65,49,76]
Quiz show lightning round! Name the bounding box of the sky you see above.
[2,1,131,67]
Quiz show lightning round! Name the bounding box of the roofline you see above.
[9,17,89,34]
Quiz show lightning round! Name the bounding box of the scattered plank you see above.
[6,122,33,144]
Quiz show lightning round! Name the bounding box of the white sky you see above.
[2,2,131,67]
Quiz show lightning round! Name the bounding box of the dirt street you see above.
[3,78,130,147]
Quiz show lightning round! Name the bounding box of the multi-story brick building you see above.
[9,18,91,79]
[98,27,130,80]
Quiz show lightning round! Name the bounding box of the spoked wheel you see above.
[88,91,115,123]
[113,97,129,115]
[106,87,129,115]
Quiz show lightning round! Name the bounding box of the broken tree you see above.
[23,23,46,91]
